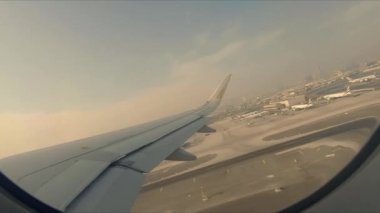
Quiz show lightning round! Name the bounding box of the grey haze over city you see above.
[1,1,380,157]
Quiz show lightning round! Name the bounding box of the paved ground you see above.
[132,90,380,213]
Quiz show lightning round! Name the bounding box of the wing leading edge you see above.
[0,74,231,212]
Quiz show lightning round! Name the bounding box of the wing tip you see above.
[208,74,232,102]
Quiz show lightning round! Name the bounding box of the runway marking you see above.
[325,153,335,158]
[200,186,208,202]
[274,187,284,193]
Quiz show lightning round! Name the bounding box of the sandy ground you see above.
[132,90,380,213]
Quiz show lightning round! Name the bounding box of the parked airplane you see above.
[323,86,351,100]
[346,75,376,83]
[291,99,313,111]
[0,75,232,213]
[239,111,268,120]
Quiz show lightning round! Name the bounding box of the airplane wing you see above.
[0,74,231,212]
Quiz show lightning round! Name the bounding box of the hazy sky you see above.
[1,1,380,157]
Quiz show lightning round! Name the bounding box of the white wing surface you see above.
[0,74,231,212]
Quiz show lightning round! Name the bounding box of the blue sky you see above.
[1,1,380,156]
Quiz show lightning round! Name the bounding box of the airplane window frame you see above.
[281,117,380,212]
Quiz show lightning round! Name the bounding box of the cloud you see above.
[3,2,380,160]
[0,81,207,158]
[194,32,211,46]
[342,2,380,22]
[0,40,242,158]
[176,41,245,75]
[253,29,285,48]
[319,2,380,30]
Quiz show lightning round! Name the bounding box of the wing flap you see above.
[166,148,197,161]
[65,117,207,212]
[0,114,204,212]
[103,114,200,155]
[0,110,195,182]
[116,117,206,172]
[0,74,231,212]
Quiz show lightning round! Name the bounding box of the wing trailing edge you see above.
[166,148,197,161]
[0,74,232,213]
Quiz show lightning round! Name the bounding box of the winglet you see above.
[208,74,232,102]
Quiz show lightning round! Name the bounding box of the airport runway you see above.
[307,78,380,96]
[132,91,380,213]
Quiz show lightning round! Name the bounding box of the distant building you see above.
[362,65,380,73]
[263,102,287,112]
[305,74,314,83]
[279,100,290,108]
[366,61,378,67]
[362,60,380,73]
